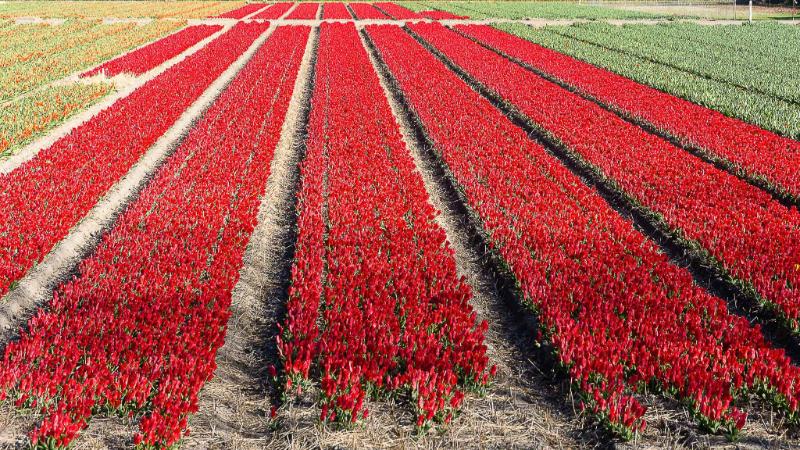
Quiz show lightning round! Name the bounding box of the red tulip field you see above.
[0,1,799,448]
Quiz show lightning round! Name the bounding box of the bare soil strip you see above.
[0,25,275,350]
[0,23,230,174]
[101,17,153,25]
[184,25,319,450]
[13,17,65,25]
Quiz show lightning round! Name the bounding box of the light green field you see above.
[500,21,800,139]
[398,1,798,20]
[403,1,659,19]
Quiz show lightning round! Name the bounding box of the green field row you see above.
[399,1,798,20]
[404,1,657,19]
[500,22,800,139]
[544,22,800,104]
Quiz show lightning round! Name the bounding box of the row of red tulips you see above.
[408,23,800,332]
[374,2,422,19]
[278,23,492,427]
[0,25,309,448]
[366,24,800,437]
[82,24,222,78]
[348,3,389,19]
[321,2,351,19]
[456,24,800,205]
[286,2,319,20]
[252,2,293,20]
[0,22,266,300]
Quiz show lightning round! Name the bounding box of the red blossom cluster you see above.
[82,25,222,78]
[374,2,423,19]
[409,23,800,331]
[0,25,309,448]
[0,22,267,300]
[279,23,492,428]
[348,2,389,19]
[251,2,293,20]
[216,3,268,19]
[286,3,320,19]
[366,24,800,437]
[322,2,352,19]
[456,24,800,204]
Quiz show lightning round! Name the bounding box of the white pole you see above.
[748,0,753,23]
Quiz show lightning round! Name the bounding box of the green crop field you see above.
[404,1,660,18]
[501,21,800,138]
